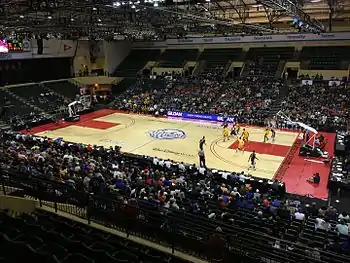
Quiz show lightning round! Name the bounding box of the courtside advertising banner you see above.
[167,111,235,123]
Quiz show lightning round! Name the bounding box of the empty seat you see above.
[158,49,198,68]
[199,48,243,75]
[300,46,350,70]
[114,50,161,77]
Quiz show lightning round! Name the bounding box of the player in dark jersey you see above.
[199,136,206,150]
[248,150,259,170]
[271,128,276,143]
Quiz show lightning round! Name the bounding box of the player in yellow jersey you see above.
[236,138,245,153]
[240,128,249,143]
[223,126,230,142]
[235,122,240,134]
[263,128,270,143]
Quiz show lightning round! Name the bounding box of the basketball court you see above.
[30,109,299,180]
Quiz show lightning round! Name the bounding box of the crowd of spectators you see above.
[114,72,226,115]
[281,81,349,131]
[1,60,350,261]
[210,76,281,123]
[1,130,350,261]
[114,71,281,123]
[113,71,349,131]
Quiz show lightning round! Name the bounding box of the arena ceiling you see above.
[0,0,349,40]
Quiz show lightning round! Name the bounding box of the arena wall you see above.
[103,41,132,76]
[73,41,105,75]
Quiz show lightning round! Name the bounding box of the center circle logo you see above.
[149,129,186,140]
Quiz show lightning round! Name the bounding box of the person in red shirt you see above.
[86,145,93,152]
[263,199,270,207]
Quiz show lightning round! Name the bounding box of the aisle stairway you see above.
[266,81,289,118]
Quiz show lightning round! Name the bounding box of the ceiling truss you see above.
[0,0,348,39]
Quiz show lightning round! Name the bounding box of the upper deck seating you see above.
[158,49,198,68]
[300,46,350,70]
[198,48,243,75]
[114,49,161,78]
[244,47,295,77]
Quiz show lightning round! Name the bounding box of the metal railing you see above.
[1,172,349,263]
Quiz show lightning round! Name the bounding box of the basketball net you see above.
[276,110,318,148]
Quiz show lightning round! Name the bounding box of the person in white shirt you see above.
[230,187,241,197]
[158,159,165,167]
[315,217,331,231]
[153,157,159,165]
[198,166,206,175]
[253,189,261,199]
[294,211,305,221]
[164,160,172,169]
[178,162,186,172]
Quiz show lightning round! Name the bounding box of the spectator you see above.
[336,220,349,236]
[315,217,331,231]
[294,210,305,221]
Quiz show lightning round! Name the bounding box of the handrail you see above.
[1,171,349,263]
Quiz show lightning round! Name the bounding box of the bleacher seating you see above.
[10,85,64,113]
[0,89,38,120]
[112,78,138,95]
[1,43,350,263]
[0,210,188,263]
[300,46,350,70]
[198,48,243,75]
[3,168,350,263]
[244,47,295,77]
[158,49,198,68]
[114,49,161,78]
[43,81,79,99]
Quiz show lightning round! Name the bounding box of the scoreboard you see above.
[7,40,24,52]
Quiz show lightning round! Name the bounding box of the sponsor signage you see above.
[166,32,350,45]
[149,129,186,140]
[328,80,341,86]
[301,80,313,86]
[133,32,350,47]
[167,111,235,123]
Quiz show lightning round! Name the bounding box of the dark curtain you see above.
[0,58,73,85]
